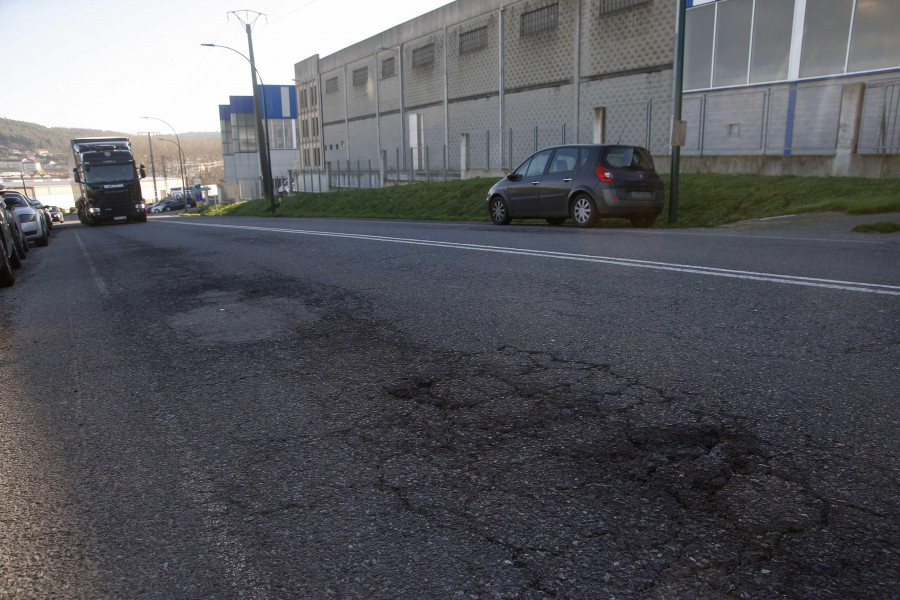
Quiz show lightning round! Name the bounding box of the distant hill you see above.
[0,117,223,182]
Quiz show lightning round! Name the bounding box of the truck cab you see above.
[71,138,147,225]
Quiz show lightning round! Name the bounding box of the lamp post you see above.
[377,45,404,176]
[202,42,274,212]
[141,117,187,213]
[139,130,160,202]
[158,139,190,208]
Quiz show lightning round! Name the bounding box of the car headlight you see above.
[19,213,36,222]
[90,207,102,214]
[136,203,145,210]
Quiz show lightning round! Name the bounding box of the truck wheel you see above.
[0,240,15,287]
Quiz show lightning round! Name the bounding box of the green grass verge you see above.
[196,173,900,228]
[852,221,900,234]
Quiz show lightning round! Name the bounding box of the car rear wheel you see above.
[0,240,15,287]
[630,215,657,228]
[571,194,599,228]
[489,196,511,225]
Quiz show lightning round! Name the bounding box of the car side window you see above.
[547,148,579,174]
[577,148,592,170]
[512,158,532,178]
[524,149,553,178]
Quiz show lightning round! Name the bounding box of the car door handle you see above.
[563,178,572,182]
[531,181,540,185]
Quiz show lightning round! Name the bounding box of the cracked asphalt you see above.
[1,215,897,599]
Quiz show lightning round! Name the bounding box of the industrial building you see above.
[220,0,900,197]
[219,85,299,200]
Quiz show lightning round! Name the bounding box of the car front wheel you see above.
[572,194,599,228]
[489,196,511,225]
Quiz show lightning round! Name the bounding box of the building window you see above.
[713,0,753,87]
[599,0,649,13]
[230,112,257,153]
[311,85,317,105]
[521,4,558,36]
[312,117,319,137]
[848,0,900,72]
[325,77,339,94]
[684,3,715,90]
[352,67,368,86]
[314,148,321,166]
[412,44,434,68]
[299,88,308,109]
[301,119,309,138]
[220,119,233,155]
[800,0,854,78]
[267,119,296,150]
[460,26,488,54]
[749,0,794,83]
[382,56,396,78]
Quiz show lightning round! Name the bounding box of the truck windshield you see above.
[84,164,136,184]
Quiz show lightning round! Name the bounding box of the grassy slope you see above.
[203,174,900,228]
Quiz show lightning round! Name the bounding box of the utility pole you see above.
[139,131,160,202]
[228,10,274,211]
[668,0,687,225]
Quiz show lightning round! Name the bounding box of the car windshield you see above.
[84,163,137,184]
[3,195,28,208]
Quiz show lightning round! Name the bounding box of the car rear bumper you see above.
[598,189,664,215]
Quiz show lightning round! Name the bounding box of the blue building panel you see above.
[229,95,256,115]
[219,105,232,121]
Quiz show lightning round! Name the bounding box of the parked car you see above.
[2,191,50,247]
[46,205,65,223]
[150,200,175,213]
[159,197,196,212]
[24,195,53,231]
[0,199,29,262]
[0,201,23,286]
[486,144,664,228]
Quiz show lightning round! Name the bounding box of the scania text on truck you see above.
[71,137,147,225]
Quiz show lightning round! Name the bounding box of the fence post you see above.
[460,133,469,180]
[509,128,513,169]
[562,123,566,145]
[486,130,491,171]
[356,159,361,189]
[443,145,447,181]
[425,146,430,182]
[534,126,538,153]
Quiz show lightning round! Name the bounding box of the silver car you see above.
[46,205,65,223]
[486,144,665,228]
[2,192,49,247]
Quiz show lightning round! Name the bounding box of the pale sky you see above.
[1,0,451,134]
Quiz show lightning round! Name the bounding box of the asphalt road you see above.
[1,214,898,599]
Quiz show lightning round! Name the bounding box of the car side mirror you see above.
[72,168,81,183]
[139,164,147,178]
[507,173,521,181]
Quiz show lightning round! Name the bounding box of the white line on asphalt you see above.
[163,221,900,296]
[74,231,109,297]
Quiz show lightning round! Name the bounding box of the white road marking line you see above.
[163,221,900,296]
[74,231,109,297]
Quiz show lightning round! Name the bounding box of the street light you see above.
[377,45,404,176]
[141,116,187,214]
[202,42,275,212]
[158,139,190,207]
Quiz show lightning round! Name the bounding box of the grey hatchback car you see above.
[486,144,664,228]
